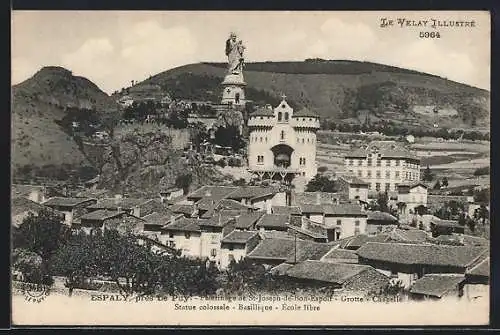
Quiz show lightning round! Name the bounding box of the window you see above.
[367,171,372,178]
[376,159,381,167]
[284,112,289,121]
[300,157,306,165]
[358,160,362,166]
[297,138,300,143]
[367,158,372,166]
[228,244,234,251]
[169,233,174,238]
[278,112,283,121]
[355,220,360,226]
[385,160,390,166]
[257,155,264,163]
[260,137,263,142]
[210,249,217,257]
[185,232,191,239]
[355,188,360,193]
[280,130,285,140]
[349,159,354,166]
[376,170,381,178]
[357,170,363,177]
[336,220,342,226]
[396,160,400,167]
[307,138,310,143]
[354,228,360,235]
[302,138,305,144]
[375,183,381,191]
[265,137,268,143]
[395,171,400,178]
[386,171,390,178]
[385,183,390,191]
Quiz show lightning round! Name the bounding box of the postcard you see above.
[11,10,490,326]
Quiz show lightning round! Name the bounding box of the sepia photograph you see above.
[11,10,490,326]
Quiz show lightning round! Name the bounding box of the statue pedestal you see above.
[221,73,246,106]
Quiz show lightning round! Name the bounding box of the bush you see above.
[473,166,490,176]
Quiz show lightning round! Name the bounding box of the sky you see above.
[12,11,490,94]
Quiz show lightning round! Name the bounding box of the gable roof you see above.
[87,198,149,210]
[285,260,374,284]
[340,234,391,249]
[345,141,418,160]
[388,229,429,243]
[323,204,367,217]
[163,217,201,232]
[43,197,95,208]
[367,211,398,223]
[288,225,327,240]
[272,206,302,216]
[235,211,265,229]
[321,248,359,263]
[293,192,339,206]
[170,204,197,216]
[466,257,489,278]
[397,182,429,190]
[247,238,333,263]
[339,175,369,186]
[410,274,465,298]
[356,242,488,268]
[80,209,124,221]
[227,186,278,200]
[11,197,60,217]
[256,214,289,229]
[300,203,325,214]
[251,107,275,117]
[186,186,237,201]
[142,212,172,226]
[221,230,259,244]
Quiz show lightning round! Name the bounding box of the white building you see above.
[337,175,370,203]
[247,96,320,184]
[219,230,261,269]
[397,182,429,217]
[344,141,421,193]
[161,217,202,258]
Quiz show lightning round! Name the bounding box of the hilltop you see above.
[11,66,120,178]
[127,60,489,129]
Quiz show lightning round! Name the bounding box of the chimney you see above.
[117,206,122,213]
[316,193,321,205]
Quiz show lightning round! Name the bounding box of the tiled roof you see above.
[339,175,369,186]
[388,229,429,243]
[80,209,123,221]
[11,184,45,197]
[323,204,366,217]
[345,141,418,160]
[43,197,95,207]
[342,234,391,249]
[269,263,294,276]
[285,260,373,284]
[466,257,489,277]
[431,219,462,228]
[186,186,237,200]
[256,214,289,229]
[75,189,110,198]
[410,274,465,298]
[235,211,265,229]
[171,204,196,216]
[367,211,398,222]
[357,242,488,268]
[300,204,325,214]
[142,212,172,226]
[293,107,319,118]
[250,107,275,117]
[247,238,333,263]
[87,198,149,210]
[397,182,429,190]
[272,206,302,216]
[221,230,259,244]
[11,197,59,217]
[163,217,201,232]
[288,225,327,240]
[321,248,359,263]
[293,192,339,206]
[218,199,254,210]
[259,231,295,240]
[199,214,235,227]
[227,186,278,200]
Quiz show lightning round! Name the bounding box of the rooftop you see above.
[410,274,465,298]
[466,257,489,278]
[235,211,265,229]
[272,206,302,216]
[300,203,326,214]
[388,228,429,243]
[163,217,201,232]
[339,175,369,186]
[367,211,398,223]
[345,141,419,160]
[227,186,279,200]
[11,197,60,217]
[142,212,172,226]
[221,230,259,244]
[80,209,124,221]
[293,107,319,118]
[357,242,488,268]
[170,204,197,216]
[285,260,374,284]
[256,214,289,229]
[250,107,275,117]
[323,204,366,217]
[293,192,339,207]
[43,197,95,208]
[288,225,327,240]
[247,238,333,263]
[321,248,359,263]
[87,198,149,210]
[186,186,237,201]
[341,234,391,249]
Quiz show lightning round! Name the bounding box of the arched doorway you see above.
[271,144,294,168]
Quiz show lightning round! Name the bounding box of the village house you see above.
[185,185,237,205]
[366,211,399,234]
[219,230,261,269]
[12,184,48,204]
[159,187,184,203]
[320,248,359,264]
[234,211,265,230]
[335,233,392,251]
[396,182,429,217]
[409,274,466,301]
[356,242,488,288]
[199,214,236,265]
[430,218,464,237]
[300,203,325,224]
[86,197,167,218]
[42,197,97,226]
[226,186,285,213]
[287,225,327,243]
[255,213,289,232]
[170,204,198,218]
[141,212,174,240]
[337,175,369,203]
[283,260,390,293]
[161,217,202,258]
[11,197,64,228]
[78,209,146,235]
[464,256,489,301]
[323,204,368,241]
[271,205,302,226]
[246,238,333,267]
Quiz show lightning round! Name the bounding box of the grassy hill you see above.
[11,66,120,178]
[131,60,489,129]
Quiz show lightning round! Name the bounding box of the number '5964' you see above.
[420,32,441,38]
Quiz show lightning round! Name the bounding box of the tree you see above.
[12,248,48,284]
[175,173,193,195]
[317,166,328,174]
[441,177,449,187]
[414,205,427,216]
[376,192,389,213]
[474,205,489,225]
[422,165,434,182]
[433,180,441,190]
[305,174,337,193]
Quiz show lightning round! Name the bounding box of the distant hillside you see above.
[130,60,489,129]
[11,66,120,177]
